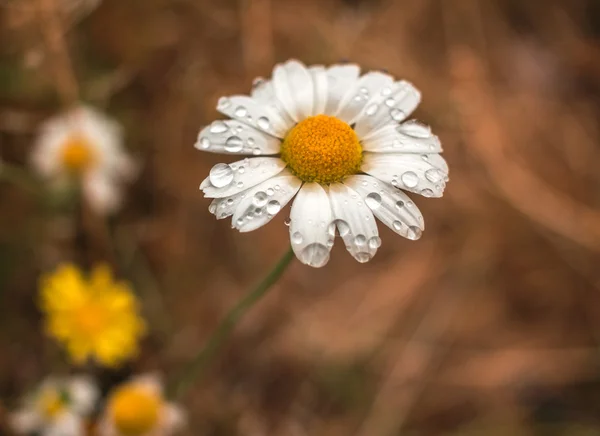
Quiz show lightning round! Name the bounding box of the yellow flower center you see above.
[280,115,362,184]
[110,386,161,436]
[39,389,66,420]
[75,302,108,336]
[61,136,96,173]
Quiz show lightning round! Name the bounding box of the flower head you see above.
[39,263,146,368]
[100,374,185,436]
[195,60,449,267]
[31,105,137,215]
[10,375,98,436]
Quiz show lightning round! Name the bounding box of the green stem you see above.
[169,246,295,399]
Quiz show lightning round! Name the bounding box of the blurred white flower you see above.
[99,373,185,436]
[10,375,99,436]
[195,59,449,267]
[31,105,137,215]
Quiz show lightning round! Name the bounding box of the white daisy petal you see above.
[200,157,286,198]
[250,78,297,128]
[328,183,380,263]
[46,412,81,436]
[273,60,314,122]
[162,404,186,432]
[232,171,302,232]
[83,171,122,215]
[289,183,334,268]
[309,66,328,115]
[67,376,99,415]
[323,64,361,115]
[216,95,291,138]
[195,120,281,155]
[209,192,246,220]
[343,175,425,240]
[335,71,394,124]
[10,410,41,434]
[362,121,443,154]
[361,153,448,198]
[354,80,421,138]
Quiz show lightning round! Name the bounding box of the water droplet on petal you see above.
[210,121,228,134]
[365,104,378,116]
[425,168,442,183]
[208,203,216,213]
[235,106,247,117]
[368,236,382,249]
[355,252,371,263]
[406,226,422,240]
[225,136,244,152]
[300,243,330,267]
[236,181,244,188]
[334,219,350,236]
[284,218,291,226]
[238,166,245,174]
[209,163,234,188]
[399,120,432,138]
[365,192,382,209]
[381,87,392,96]
[266,188,274,196]
[253,191,268,207]
[385,98,395,107]
[401,171,419,188]
[421,188,434,197]
[257,117,270,130]
[354,234,367,246]
[247,137,255,146]
[390,108,405,121]
[266,200,281,215]
[218,97,231,108]
[395,201,405,209]
[392,220,403,231]
[226,198,234,205]
[292,231,303,244]
[199,137,210,149]
[236,217,244,226]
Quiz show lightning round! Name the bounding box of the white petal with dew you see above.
[216,95,291,138]
[323,64,361,115]
[309,65,328,116]
[361,153,448,198]
[335,71,394,125]
[354,80,421,138]
[328,183,380,263]
[289,183,334,268]
[200,157,286,198]
[343,175,424,240]
[195,120,281,155]
[362,120,443,154]
[231,171,302,232]
[273,60,314,122]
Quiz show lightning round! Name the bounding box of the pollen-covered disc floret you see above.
[281,115,362,184]
[196,59,450,267]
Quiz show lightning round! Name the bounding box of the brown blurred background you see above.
[2,0,600,434]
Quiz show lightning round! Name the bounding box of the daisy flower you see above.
[195,60,448,267]
[10,375,98,436]
[39,263,146,368]
[99,374,185,436]
[31,105,136,215]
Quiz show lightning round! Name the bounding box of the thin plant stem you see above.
[169,246,295,399]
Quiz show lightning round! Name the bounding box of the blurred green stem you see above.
[169,246,294,399]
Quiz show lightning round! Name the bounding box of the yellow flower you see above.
[39,263,146,367]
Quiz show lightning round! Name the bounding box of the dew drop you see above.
[252,147,261,155]
[368,236,382,249]
[355,252,371,263]
[334,219,350,237]
[326,239,334,248]
[365,192,382,209]
[425,168,442,183]
[284,218,291,226]
[390,108,405,121]
[253,191,268,207]
[199,137,210,149]
[399,120,432,138]
[234,106,247,117]
[238,166,245,174]
[209,163,234,188]
[300,243,330,267]
[401,171,419,188]
[292,231,303,244]
[208,203,216,214]
[392,220,403,231]
[395,200,405,209]
[226,198,234,205]
[218,97,231,108]
[266,188,274,196]
[225,136,244,152]
[381,87,392,96]
[365,104,378,116]
[257,117,270,130]
[210,121,228,134]
[385,98,395,107]
[421,188,434,197]
[247,137,255,146]
[406,226,422,240]
[236,181,244,188]
[266,200,281,215]
[354,234,367,246]
[274,185,280,191]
